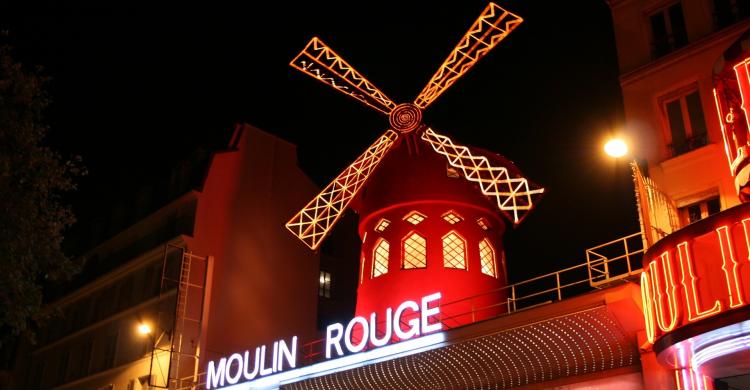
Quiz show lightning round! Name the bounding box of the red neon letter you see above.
[733,59,750,130]
[649,253,679,333]
[641,270,657,344]
[677,241,721,322]
[717,225,745,308]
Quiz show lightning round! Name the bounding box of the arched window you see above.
[479,239,497,278]
[442,232,466,269]
[372,239,390,278]
[403,232,427,269]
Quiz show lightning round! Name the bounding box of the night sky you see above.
[1,2,640,281]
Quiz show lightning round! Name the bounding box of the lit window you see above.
[403,232,427,269]
[374,218,390,232]
[479,239,497,278]
[476,218,491,230]
[649,2,687,58]
[661,87,708,157]
[319,271,331,298]
[442,211,463,224]
[680,196,721,225]
[372,239,389,278]
[403,211,426,225]
[442,232,466,269]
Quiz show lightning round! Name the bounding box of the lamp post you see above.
[136,321,171,387]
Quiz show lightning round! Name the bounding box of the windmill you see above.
[286,3,544,324]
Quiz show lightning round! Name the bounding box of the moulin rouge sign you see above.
[206,292,442,389]
[640,204,750,344]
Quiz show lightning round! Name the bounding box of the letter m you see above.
[207,358,227,389]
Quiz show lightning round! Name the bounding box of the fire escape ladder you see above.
[149,244,209,390]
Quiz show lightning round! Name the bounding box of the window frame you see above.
[318,271,332,298]
[372,238,390,278]
[442,231,468,270]
[658,84,708,157]
[678,194,721,225]
[646,1,688,58]
[402,231,428,270]
[479,238,498,278]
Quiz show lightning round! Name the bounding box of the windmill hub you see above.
[389,103,422,133]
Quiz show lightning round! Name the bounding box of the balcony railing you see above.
[668,133,708,157]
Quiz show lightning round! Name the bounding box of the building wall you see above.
[16,241,183,390]
[9,124,322,389]
[610,0,750,222]
[189,124,322,369]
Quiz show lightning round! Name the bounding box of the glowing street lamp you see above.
[604,138,628,158]
[137,323,152,336]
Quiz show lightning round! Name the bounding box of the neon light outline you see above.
[733,59,750,134]
[716,225,745,308]
[676,241,721,322]
[649,253,679,333]
[641,270,656,344]
[713,87,736,173]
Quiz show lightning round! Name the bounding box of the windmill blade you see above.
[287,130,400,250]
[421,128,543,225]
[291,37,397,115]
[414,3,522,109]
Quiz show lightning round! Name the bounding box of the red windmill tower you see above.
[286,3,544,329]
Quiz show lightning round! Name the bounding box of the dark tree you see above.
[0,47,82,349]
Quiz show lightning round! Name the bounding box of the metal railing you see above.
[295,231,645,364]
[587,232,645,288]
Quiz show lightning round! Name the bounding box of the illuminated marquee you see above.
[207,338,298,389]
[640,205,750,344]
[206,293,442,389]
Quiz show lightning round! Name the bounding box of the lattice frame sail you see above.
[290,37,397,115]
[286,130,399,250]
[414,3,523,109]
[421,128,544,225]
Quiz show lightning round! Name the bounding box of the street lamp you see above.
[604,138,628,158]
[137,322,152,336]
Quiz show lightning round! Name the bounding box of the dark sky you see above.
[1,2,640,281]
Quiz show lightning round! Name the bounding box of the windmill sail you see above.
[421,128,544,224]
[286,130,399,250]
[290,37,397,115]
[414,3,523,109]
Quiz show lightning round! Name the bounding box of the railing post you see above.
[624,237,632,274]
[603,253,610,280]
[511,285,517,312]
[556,272,562,301]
